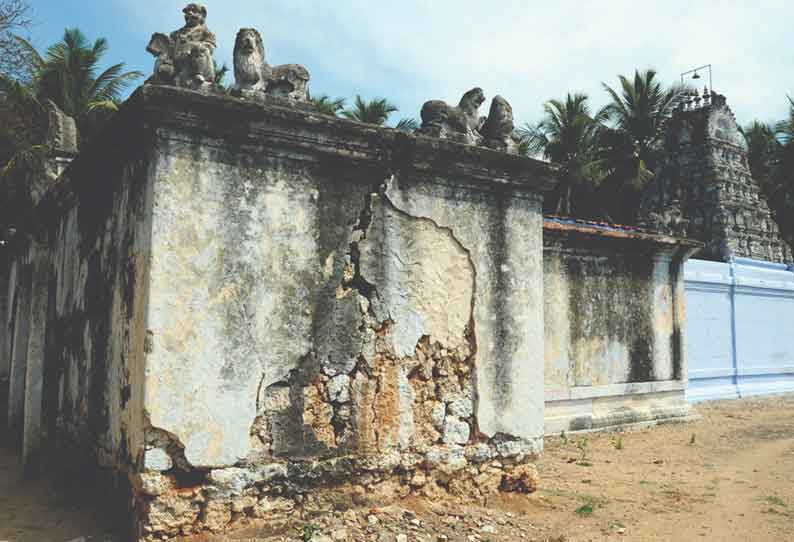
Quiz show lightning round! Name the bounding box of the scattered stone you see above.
[396,534,408,542]
[500,464,540,494]
[368,515,380,526]
[481,524,496,534]
[331,529,348,541]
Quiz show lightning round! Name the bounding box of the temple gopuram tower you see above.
[640,90,792,263]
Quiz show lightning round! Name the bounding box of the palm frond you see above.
[395,117,418,132]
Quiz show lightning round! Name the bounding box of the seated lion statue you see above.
[232,27,309,102]
[480,95,521,155]
[418,87,486,145]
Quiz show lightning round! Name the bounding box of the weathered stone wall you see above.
[1,110,153,483]
[543,218,701,434]
[2,85,556,540]
[136,86,551,539]
[0,254,9,381]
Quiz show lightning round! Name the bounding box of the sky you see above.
[25,0,794,129]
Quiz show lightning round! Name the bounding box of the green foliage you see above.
[518,92,605,216]
[342,95,398,125]
[307,91,346,116]
[612,435,623,450]
[395,117,418,133]
[213,61,229,86]
[0,0,33,82]
[762,495,787,508]
[743,96,794,250]
[560,430,568,444]
[576,436,590,465]
[574,503,594,517]
[300,523,320,542]
[13,28,142,122]
[596,69,688,222]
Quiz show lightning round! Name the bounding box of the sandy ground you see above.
[1,394,793,542]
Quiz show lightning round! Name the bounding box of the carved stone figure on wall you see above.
[146,3,217,91]
[418,87,486,145]
[145,33,175,85]
[269,64,310,101]
[232,28,271,95]
[480,96,521,154]
[644,200,689,237]
[232,27,310,102]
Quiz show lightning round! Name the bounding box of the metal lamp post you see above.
[681,64,712,93]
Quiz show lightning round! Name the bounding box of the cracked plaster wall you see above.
[144,135,546,473]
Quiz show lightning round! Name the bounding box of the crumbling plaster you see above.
[144,140,546,469]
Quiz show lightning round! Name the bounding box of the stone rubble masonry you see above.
[640,93,793,263]
[1,84,557,541]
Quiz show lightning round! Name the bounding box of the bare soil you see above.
[2,394,793,542]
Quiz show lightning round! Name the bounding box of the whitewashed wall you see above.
[685,257,794,402]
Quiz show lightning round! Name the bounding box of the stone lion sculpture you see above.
[418,87,486,145]
[233,28,271,95]
[232,27,310,102]
[480,95,521,154]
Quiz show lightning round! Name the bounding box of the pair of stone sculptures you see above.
[146,3,308,101]
[146,4,521,154]
[418,88,522,154]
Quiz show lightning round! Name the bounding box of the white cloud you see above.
[115,0,793,126]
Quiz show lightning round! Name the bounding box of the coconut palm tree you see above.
[768,97,794,250]
[742,120,779,187]
[598,69,687,222]
[518,93,604,216]
[394,117,418,133]
[342,95,398,125]
[600,69,685,169]
[7,28,142,124]
[0,27,142,235]
[307,91,346,117]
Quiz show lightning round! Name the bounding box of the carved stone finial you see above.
[232,27,310,103]
[417,87,486,145]
[146,3,218,92]
[480,96,521,154]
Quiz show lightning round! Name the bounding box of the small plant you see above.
[575,503,594,517]
[612,436,624,450]
[560,430,568,444]
[576,436,590,465]
[689,433,696,445]
[301,523,320,542]
[763,495,787,508]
